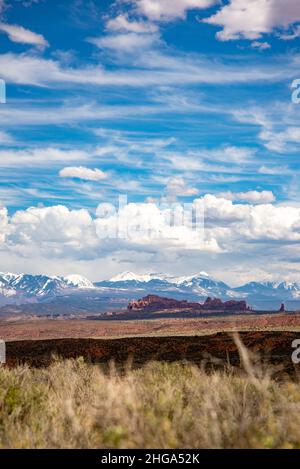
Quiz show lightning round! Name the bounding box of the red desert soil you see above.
[1,313,300,341]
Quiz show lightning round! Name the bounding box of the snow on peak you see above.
[109,272,164,283]
[108,271,214,285]
[173,271,211,285]
[0,272,19,282]
[64,274,94,289]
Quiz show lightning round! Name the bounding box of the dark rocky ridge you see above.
[5,332,300,377]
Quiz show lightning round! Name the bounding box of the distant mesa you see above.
[128,294,249,313]
[203,296,248,312]
[128,295,200,312]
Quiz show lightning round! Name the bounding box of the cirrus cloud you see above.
[218,190,276,204]
[106,14,158,33]
[0,22,48,46]
[59,166,108,182]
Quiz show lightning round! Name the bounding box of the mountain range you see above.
[1,270,300,312]
[0,273,94,303]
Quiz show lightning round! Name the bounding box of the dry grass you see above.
[1,353,300,449]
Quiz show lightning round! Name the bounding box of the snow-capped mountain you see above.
[107,271,223,288]
[96,271,174,290]
[0,272,94,304]
[96,271,235,299]
[95,272,300,310]
[108,272,161,283]
[235,281,300,300]
[174,272,233,297]
[2,270,300,311]
[64,275,95,289]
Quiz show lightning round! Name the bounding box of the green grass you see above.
[1,355,300,449]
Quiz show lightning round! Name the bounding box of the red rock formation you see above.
[128,295,248,313]
[203,297,222,308]
[128,295,199,312]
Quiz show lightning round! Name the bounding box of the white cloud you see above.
[164,176,199,199]
[199,195,300,249]
[219,190,276,204]
[106,14,158,33]
[59,166,107,182]
[258,165,290,175]
[133,0,217,21]
[1,196,300,263]
[0,100,158,127]
[260,127,300,153]
[0,22,48,46]
[232,105,300,154]
[251,41,271,50]
[3,196,300,284]
[204,0,300,41]
[88,32,158,53]
[202,194,300,242]
[212,146,254,164]
[95,201,211,251]
[164,146,255,173]
[0,206,9,244]
[9,205,98,258]
[0,51,298,90]
[0,202,212,258]
[0,147,88,167]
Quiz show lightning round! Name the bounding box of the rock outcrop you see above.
[128,294,248,313]
[128,295,200,312]
[203,297,248,311]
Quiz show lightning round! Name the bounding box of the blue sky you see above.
[1,0,300,283]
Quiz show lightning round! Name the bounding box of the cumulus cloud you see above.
[9,205,98,258]
[59,166,107,182]
[0,202,210,257]
[1,196,300,265]
[0,206,9,244]
[204,0,300,41]
[164,176,199,200]
[133,0,217,22]
[201,194,300,242]
[0,22,48,46]
[95,200,211,251]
